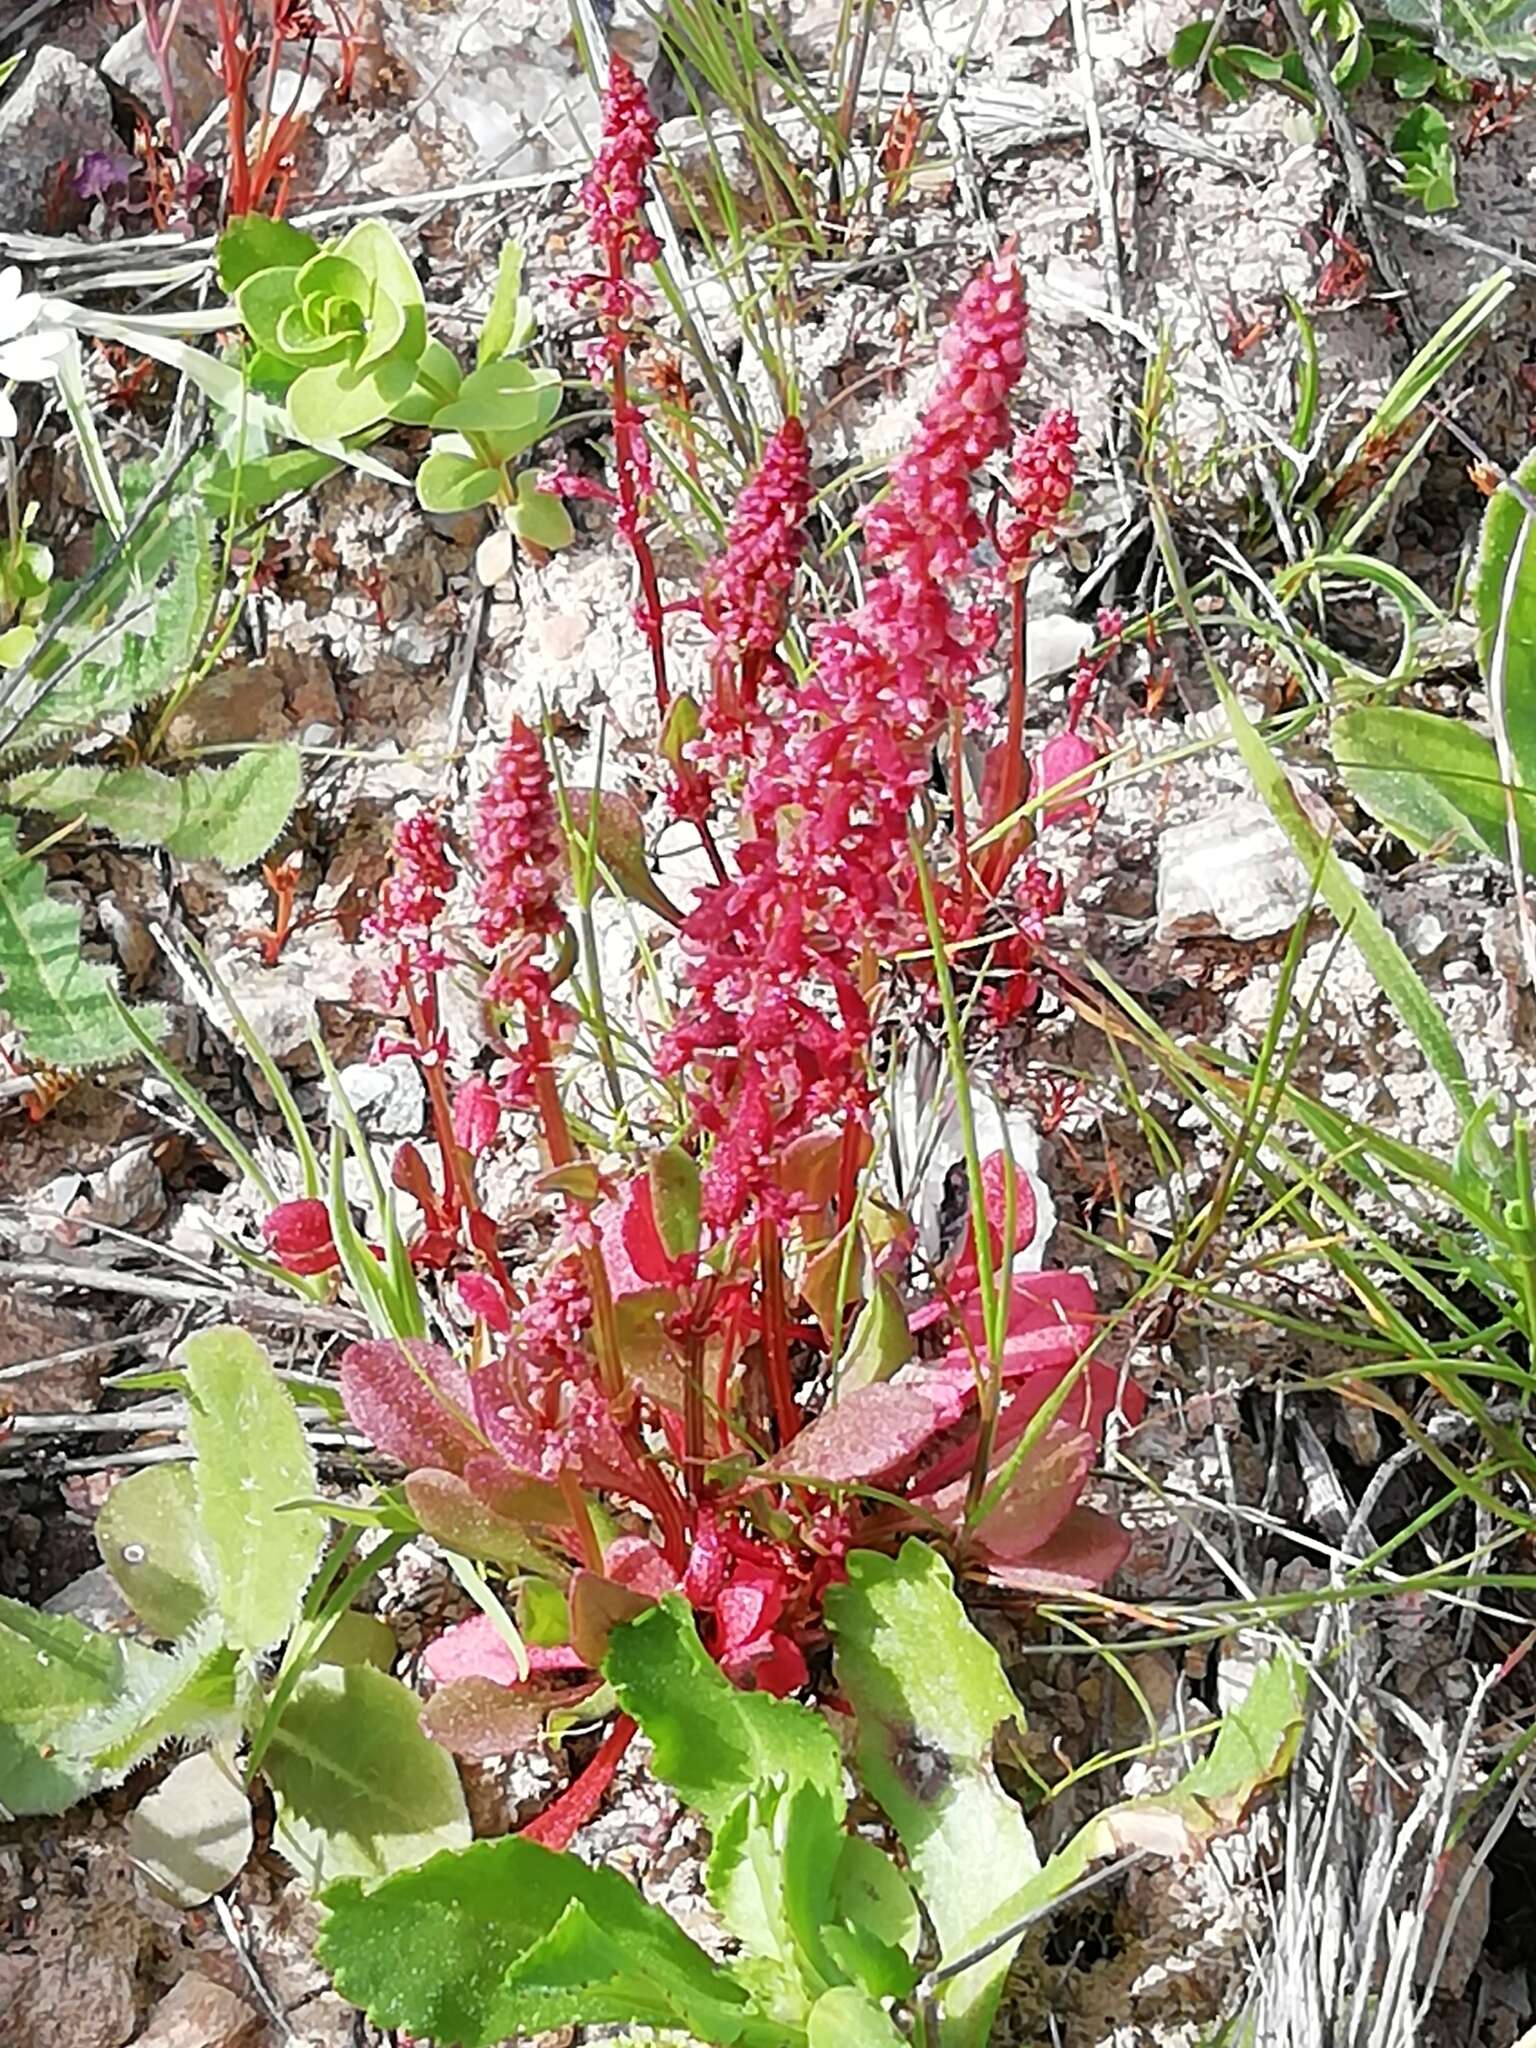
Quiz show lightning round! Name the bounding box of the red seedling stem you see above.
[519,1712,638,1850]
[757,1215,799,1445]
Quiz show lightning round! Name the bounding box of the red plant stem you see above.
[560,1467,604,1574]
[608,347,671,718]
[980,580,1029,895]
[757,1215,799,1445]
[519,1713,637,1850]
[682,1323,707,1500]
[696,815,731,887]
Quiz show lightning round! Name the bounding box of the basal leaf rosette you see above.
[233,219,430,444]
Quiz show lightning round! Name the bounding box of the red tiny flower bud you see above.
[262,1198,340,1276]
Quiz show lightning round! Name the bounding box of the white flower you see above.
[0,265,69,437]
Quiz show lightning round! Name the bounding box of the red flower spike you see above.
[262,1198,340,1276]
[999,408,1079,579]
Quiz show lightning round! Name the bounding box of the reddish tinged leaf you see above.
[603,1536,679,1599]
[420,1677,547,1759]
[901,1355,1142,1497]
[948,1270,1098,1377]
[339,1339,479,1474]
[763,1379,969,1488]
[921,1423,1094,1560]
[461,1455,569,1529]
[945,1151,1040,1296]
[406,1469,552,1572]
[569,1570,655,1669]
[593,1174,689,1297]
[1034,729,1099,825]
[778,1124,872,1213]
[422,1615,586,1689]
[979,1506,1130,1592]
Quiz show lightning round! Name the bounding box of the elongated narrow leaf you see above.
[826,1542,1038,2048]
[71,1619,239,1777]
[7,746,301,871]
[970,1652,1307,1949]
[181,1326,324,1654]
[319,1836,754,2047]
[604,1596,841,1831]
[266,1663,470,1888]
[1331,706,1536,867]
[0,814,153,1068]
[1472,444,1536,792]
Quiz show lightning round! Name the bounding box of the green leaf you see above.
[808,1988,906,2048]
[128,1748,253,1905]
[825,1542,1039,2048]
[416,445,503,515]
[1394,105,1458,210]
[510,469,575,551]
[0,814,154,1069]
[181,1326,324,1654]
[478,241,532,366]
[0,1594,123,1815]
[288,353,418,444]
[405,1468,555,1573]
[1168,17,1221,65]
[430,360,561,437]
[320,1836,755,2047]
[96,1464,216,1639]
[1374,0,1536,78]
[335,218,428,366]
[73,1619,239,1776]
[837,1277,912,1391]
[393,338,464,425]
[218,216,320,293]
[707,1780,840,1984]
[1331,705,1536,865]
[265,1662,470,1888]
[1472,445,1536,794]
[201,443,342,523]
[604,1596,842,1831]
[7,746,301,872]
[648,1146,702,1261]
[971,1653,1307,1950]
[823,1836,922,1999]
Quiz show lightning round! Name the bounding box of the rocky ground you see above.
[1,1,1535,2045]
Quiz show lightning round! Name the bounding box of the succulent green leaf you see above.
[478,241,533,366]
[181,1325,324,1654]
[826,1542,1038,2048]
[96,1463,216,1638]
[1331,705,1536,866]
[511,468,575,551]
[1374,0,1536,77]
[430,359,561,437]
[217,215,320,293]
[416,446,502,514]
[0,814,155,1068]
[837,1277,913,1391]
[336,219,429,365]
[236,265,310,359]
[288,353,418,445]
[7,745,301,872]
[394,338,464,425]
[319,1836,756,2047]
[265,1662,471,1889]
[128,1748,253,1905]
[604,1595,842,1831]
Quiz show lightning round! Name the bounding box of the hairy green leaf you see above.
[71,1619,239,1777]
[0,1594,123,1815]
[96,1463,216,1639]
[181,1326,324,1654]
[266,1662,470,1888]
[826,1542,1038,2048]
[604,1596,841,1831]
[319,1836,758,2047]
[7,745,301,871]
[808,1988,906,2047]
[0,814,156,1068]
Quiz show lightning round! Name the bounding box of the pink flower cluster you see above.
[366,810,453,1000]
[1000,406,1078,578]
[574,54,661,375]
[701,416,811,722]
[471,723,574,1091]
[661,258,1030,1229]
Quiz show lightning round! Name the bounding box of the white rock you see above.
[331,1057,426,1139]
[1156,798,1311,941]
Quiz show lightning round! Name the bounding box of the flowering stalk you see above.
[576,56,671,715]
